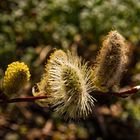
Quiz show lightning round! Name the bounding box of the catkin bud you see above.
[93,30,129,92]
[3,61,30,96]
[33,50,96,119]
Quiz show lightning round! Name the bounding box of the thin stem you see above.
[0,86,140,104]
[0,95,49,104]
[115,85,140,97]
[100,85,140,98]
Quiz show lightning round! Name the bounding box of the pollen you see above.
[3,61,30,96]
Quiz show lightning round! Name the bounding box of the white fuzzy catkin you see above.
[33,50,96,119]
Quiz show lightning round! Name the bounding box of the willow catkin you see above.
[93,30,129,92]
[33,50,96,119]
[3,61,30,96]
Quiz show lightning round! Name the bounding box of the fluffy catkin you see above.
[92,30,129,92]
[33,50,96,119]
[32,50,67,106]
[3,61,30,96]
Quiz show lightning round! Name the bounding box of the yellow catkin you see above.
[3,61,30,96]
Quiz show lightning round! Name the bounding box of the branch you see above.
[0,95,49,104]
[0,86,140,104]
[114,85,140,97]
[99,85,140,98]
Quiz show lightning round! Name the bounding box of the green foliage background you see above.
[0,0,140,139]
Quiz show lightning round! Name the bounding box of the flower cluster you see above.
[33,50,96,119]
[3,61,30,96]
[32,30,129,119]
[0,30,130,120]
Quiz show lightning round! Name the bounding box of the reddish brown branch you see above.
[0,86,140,104]
[112,86,140,98]
[94,86,140,98]
[0,95,49,104]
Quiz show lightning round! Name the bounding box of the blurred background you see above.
[0,0,140,139]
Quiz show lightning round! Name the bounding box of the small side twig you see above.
[0,90,8,100]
